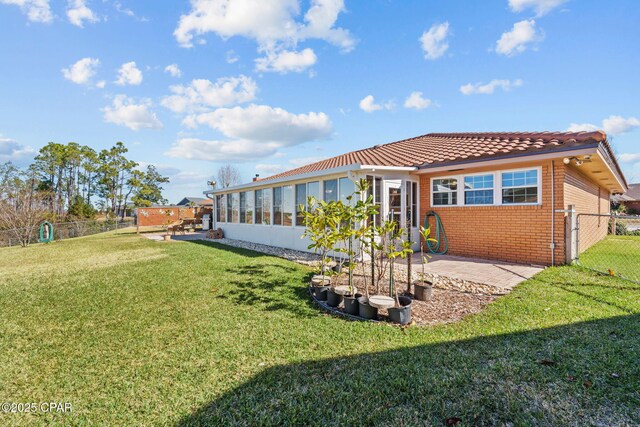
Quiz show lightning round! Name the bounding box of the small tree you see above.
[0,169,50,247]
[380,215,414,306]
[417,225,438,283]
[300,197,341,280]
[162,209,174,237]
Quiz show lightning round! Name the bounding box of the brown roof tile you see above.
[261,131,614,182]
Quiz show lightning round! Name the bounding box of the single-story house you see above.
[612,183,640,213]
[204,131,627,266]
[176,197,213,207]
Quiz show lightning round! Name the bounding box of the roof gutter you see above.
[414,144,601,174]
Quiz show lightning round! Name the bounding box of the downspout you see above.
[550,160,555,266]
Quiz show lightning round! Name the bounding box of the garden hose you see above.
[423,211,448,255]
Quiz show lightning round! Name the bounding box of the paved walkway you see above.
[398,253,543,292]
[141,231,207,242]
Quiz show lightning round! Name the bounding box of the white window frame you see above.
[430,166,542,207]
[431,177,459,207]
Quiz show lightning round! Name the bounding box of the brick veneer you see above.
[419,159,582,266]
[564,166,611,253]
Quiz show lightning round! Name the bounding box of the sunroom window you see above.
[464,175,494,205]
[502,170,538,204]
[432,178,458,206]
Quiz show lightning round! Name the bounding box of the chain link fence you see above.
[576,213,640,283]
[0,220,135,248]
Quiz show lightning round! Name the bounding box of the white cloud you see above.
[288,156,325,167]
[508,0,567,16]
[359,95,381,113]
[173,0,354,74]
[188,104,332,142]
[359,95,393,113]
[619,153,640,164]
[161,75,257,114]
[419,22,450,60]
[66,0,99,27]
[256,163,286,174]
[164,64,182,78]
[175,0,354,49]
[0,0,52,23]
[102,95,163,131]
[0,137,35,163]
[496,19,542,56]
[115,61,143,86]
[255,48,317,73]
[566,115,640,136]
[226,50,239,63]
[459,78,523,95]
[404,91,432,110]
[96,80,106,88]
[62,57,100,85]
[166,104,332,162]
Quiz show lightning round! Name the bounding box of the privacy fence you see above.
[0,220,135,248]
[575,213,640,284]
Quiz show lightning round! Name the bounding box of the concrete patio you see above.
[398,253,543,294]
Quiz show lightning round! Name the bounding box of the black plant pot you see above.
[313,285,330,301]
[413,281,433,301]
[326,288,343,307]
[332,263,343,273]
[343,293,363,315]
[357,296,378,320]
[388,296,413,325]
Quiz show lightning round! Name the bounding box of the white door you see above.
[384,180,403,227]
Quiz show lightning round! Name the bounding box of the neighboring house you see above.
[176,197,213,207]
[205,131,627,266]
[612,183,640,213]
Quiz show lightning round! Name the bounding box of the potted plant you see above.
[413,225,438,301]
[300,197,340,301]
[384,212,414,325]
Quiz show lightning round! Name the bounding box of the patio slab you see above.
[398,253,543,293]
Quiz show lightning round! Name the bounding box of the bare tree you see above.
[0,167,50,247]
[217,164,241,188]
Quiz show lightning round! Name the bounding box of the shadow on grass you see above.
[176,314,640,426]
[183,239,317,317]
[183,239,270,259]
[217,264,316,317]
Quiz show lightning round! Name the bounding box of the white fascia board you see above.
[414,147,599,174]
[596,146,628,192]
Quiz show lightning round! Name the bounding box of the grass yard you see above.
[578,235,640,283]
[0,231,638,426]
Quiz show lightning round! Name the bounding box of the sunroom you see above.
[208,166,420,253]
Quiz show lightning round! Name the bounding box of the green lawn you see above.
[578,235,640,283]
[0,231,638,426]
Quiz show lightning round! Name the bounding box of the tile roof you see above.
[261,131,614,181]
[624,183,640,200]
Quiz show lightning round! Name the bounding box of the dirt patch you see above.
[328,274,496,326]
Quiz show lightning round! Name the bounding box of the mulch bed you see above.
[328,274,497,326]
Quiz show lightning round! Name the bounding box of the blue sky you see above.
[1,0,638,202]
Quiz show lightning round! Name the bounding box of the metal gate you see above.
[575,213,640,283]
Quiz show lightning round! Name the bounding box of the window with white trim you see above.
[431,167,541,207]
[464,174,494,205]
[501,169,538,204]
[432,178,458,206]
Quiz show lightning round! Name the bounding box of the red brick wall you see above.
[419,160,566,266]
[624,201,640,213]
[564,166,611,253]
[135,206,197,227]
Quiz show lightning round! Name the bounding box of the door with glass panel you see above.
[384,180,402,226]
